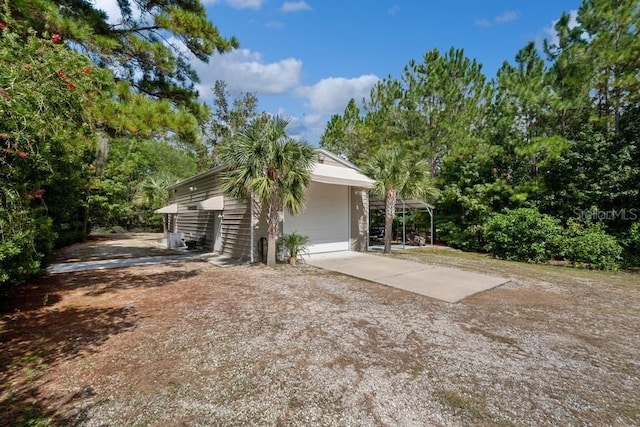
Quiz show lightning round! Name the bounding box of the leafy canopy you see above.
[5,0,238,112]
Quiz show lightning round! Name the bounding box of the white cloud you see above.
[94,0,265,24]
[226,0,264,8]
[93,0,148,27]
[93,0,124,24]
[201,0,265,9]
[164,36,192,58]
[297,75,380,115]
[292,75,380,144]
[202,0,264,8]
[266,20,284,30]
[279,111,325,143]
[280,1,312,13]
[302,113,323,126]
[194,49,303,98]
[495,11,520,24]
[388,5,400,16]
[475,10,520,27]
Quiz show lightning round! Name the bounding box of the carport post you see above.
[402,199,406,250]
[430,207,435,245]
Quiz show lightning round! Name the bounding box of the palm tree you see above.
[218,115,315,266]
[136,172,176,210]
[363,148,437,254]
[136,172,177,232]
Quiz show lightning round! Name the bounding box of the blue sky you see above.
[97,0,582,144]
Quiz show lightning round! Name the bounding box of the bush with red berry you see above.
[0,28,114,285]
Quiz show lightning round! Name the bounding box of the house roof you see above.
[315,148,359,169]
[167,148,374,191]
[167,164,227,191]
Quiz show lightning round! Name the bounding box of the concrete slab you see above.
[306,252,508,303]
[47,253,238,274]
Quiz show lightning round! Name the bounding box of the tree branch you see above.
[112,25,161,34]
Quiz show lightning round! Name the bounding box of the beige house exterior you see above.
[156,149,375,262]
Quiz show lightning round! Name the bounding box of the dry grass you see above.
[1,241,639,426]
[392,246,639,288]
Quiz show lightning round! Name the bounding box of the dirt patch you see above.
[52,233,173,263]
[1,239,639,426]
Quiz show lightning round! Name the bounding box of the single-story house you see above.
[155,149,375,262]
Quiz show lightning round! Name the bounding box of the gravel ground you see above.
[1,244,639,426]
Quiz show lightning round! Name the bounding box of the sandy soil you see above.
[52,233,173,263]
[1,238,639,426]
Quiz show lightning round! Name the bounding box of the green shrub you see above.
[278,232,310,265]
[108,225,126,234]
[0,210,54,288]
[622,222,640,267]
[439,221,485,252]
[32,215,57,267]
[564,221,622,270]
[1,29,112,290]
[0,231,40,287]
[483,207,565,262]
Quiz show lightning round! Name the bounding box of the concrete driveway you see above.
[306,251,508,303]
[46,233,238,274]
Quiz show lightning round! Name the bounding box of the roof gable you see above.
[168,148,370,191]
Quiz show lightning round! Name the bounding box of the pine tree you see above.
[578,0,640,135]
[3,0,238,112]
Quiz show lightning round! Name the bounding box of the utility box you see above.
[167,232,184,249]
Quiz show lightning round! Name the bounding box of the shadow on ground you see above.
[6,265,203,312]
[0,305,137,425]
[0,264,203,426]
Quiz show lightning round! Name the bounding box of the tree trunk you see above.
[267,231,277,267]
[83,195,91,237]
[265,196,281,267]
[384,188,397,254]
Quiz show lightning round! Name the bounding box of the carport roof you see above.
[369,195,434,211]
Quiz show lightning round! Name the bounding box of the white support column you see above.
[428,207,434,245]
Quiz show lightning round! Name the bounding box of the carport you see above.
[368,196,436,247]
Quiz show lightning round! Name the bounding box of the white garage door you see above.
[283,182,349,254]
